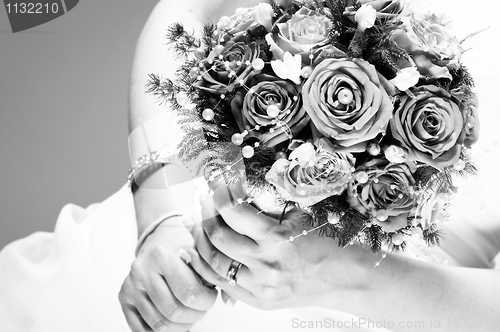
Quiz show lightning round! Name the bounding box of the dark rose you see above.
[389,85,471,168]
[301,58,393,151]
[265,139,355,207]
[194,41,260,94]
[230,72,309,147]
[347,159,416,232]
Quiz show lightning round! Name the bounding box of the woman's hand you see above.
[189,184,500,332]
[119,221,217,332]
[188,184,371,311]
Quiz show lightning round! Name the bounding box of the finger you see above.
[147,273,208,324]
[159,253,217,311]
[210,184,277,241]
[122,305,154,332]
[191,221,252,290]
[201,209,258,261]
[184,246,255,304]
[134,294,194,332]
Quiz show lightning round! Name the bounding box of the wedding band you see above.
[226,260,243,287]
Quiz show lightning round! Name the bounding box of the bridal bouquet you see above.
[146,0,480,252]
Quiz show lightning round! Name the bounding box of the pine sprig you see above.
[165,23,200,58]
[423,224,443,246]
[145,74,179,106]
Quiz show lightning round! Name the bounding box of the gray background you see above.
[0,1,159,249]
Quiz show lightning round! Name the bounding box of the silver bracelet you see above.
[127,151,172,188]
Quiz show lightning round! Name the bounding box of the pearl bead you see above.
[296,183,308,196]
[275,151,287,160]
[242,146,255,158]
[176,92,189,106]
[213,45,225,56]
[194,47,205,59]
[189,67,200,79]
[355,171,369,184]
[376,209,388,222]
[453,159,466,171]
[289,236,295,242]
[467,115,476,128]
[231,133,244,146]
[252,58,265,71]
[392,234,405,246]
[337,88,353,105]
[202,108,215,121]
[266,105,280,118]
[411,227,423,238]
[302,230,308,236]
[328,213,340,224]
[301,66,313,78]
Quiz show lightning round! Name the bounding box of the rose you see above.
[412,191,448,230]
[219,3,274,35]
[265,139,355,207]
[301,58,393,151]
[230,72,309,147]
[266,7,343,64]
[195,41,260,94]
[344,0,408,20]
[347,159,416,232]
[392,14,463,80]
[389,85,469,168]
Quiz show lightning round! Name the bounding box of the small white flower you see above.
[289,142,316,167]
[384,145,406,163]
[389,66,420,91]
[253,3,274,31]
[270,51,302,84]
[355,4,377,32]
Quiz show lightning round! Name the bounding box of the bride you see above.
[1,0,500,331]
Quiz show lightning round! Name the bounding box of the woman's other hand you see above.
[119,220,217,332]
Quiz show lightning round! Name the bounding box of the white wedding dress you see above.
[2,1,500,331]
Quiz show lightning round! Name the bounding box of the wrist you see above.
[314,243,379,313]
[138,216,193,253]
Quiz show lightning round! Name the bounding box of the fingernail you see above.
[228,297,237,307]
[179,248,191,264]
[221,290,229,304]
